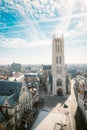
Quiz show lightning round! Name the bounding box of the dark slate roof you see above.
[0,112,5,123]
[7,93,18,106]
[0,80,22,107]
[0,94,18,107]
[24,74,37,78]
[0,96,6,105]
[0,80,22,96]
[43,65,51,70]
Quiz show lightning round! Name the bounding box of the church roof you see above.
[43,65,51,70]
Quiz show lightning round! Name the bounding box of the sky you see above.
[0,0,87,65]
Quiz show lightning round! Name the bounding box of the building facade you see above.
[52,34,66,95]
[0,80,32,130]
[75,75,87,122]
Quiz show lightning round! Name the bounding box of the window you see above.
[56,57,58,64]
[15,115,17,122]
[60,44,62,52]
[23,88,25,91]
[57,79,62,86]
[57,67,62,74]
[55,41,57,53]
[60,57,61,63]
[14,107,17,113]
[6,108,8,115]
[60,67,62,73]
[58,44,59,52]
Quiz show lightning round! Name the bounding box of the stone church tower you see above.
[52,34,66,95]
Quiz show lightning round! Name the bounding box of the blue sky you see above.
[0,0,87,65]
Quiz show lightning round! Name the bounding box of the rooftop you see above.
[0,80,22,107]
[0,80,22,96]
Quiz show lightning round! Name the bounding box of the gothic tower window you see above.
[55,40,57,53]
[56,57,58,64]
[60,57,61,63]
[57,67,62,74]
[60,44,62,53]
[58,44,59,52]
[57,79,62,86]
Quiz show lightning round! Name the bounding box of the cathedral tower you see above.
[52,34,66,95]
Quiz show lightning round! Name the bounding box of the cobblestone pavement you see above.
[43,95,66,108]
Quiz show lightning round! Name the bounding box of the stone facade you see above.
[0,79,32,129]
[52,34,66,95]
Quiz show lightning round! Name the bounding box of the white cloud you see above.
[0,35,51,48]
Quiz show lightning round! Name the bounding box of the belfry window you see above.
[57,67,62,74]
[60,44,62,53]
[58,44,59,52]
[60,57,61,63]
[56,57,58,64]
[56,42,57,53]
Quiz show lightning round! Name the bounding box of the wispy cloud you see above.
[0,0,87,64]
[0,35,51,48]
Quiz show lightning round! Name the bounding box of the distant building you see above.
[24,73,40,103]
[11,63,21,72]
[52,34,66,95]
[41,65,51,75]
[24,73,39,84]
[46,74,52,94]
[28,82,39,103]
[21,66,31,73]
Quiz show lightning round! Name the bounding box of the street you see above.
[31,79,79,130]
[31,93,72,130]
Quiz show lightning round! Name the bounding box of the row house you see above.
[0,80,32,130]
[75,75,87,122]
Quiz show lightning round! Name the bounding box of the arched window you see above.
[58,44,59,52]
[57,67,62,74]
[60,44,62,53]
[56,57,58,64]
[60,57,61,63]
[55,40,57,53]
[57,79,62,86]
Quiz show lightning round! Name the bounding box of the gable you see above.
[3,98,10,107]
